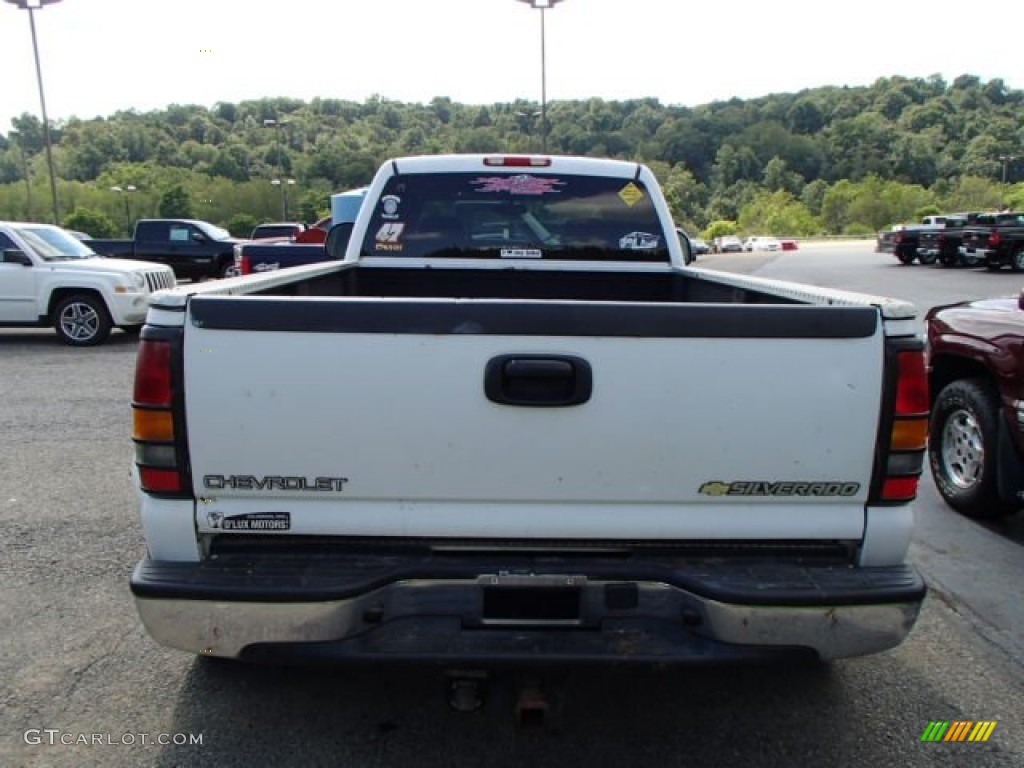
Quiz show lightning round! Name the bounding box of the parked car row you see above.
[877,210,1024,270]
[714,235,744,253]
[708,235,796,253]
[0,210,335,347]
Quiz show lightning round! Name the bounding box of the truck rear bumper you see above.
[131,554,925,663]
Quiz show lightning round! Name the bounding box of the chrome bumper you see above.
[134,578,923,663]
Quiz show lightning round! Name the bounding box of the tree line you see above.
[0,72,1021,239]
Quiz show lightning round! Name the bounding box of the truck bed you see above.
[150,261,909,548]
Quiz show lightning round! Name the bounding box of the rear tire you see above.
[928,379,1015,518]
[1011,248,1024,273]
[218,258,240,279]
[897,251,915,265]
[53,294,111,346]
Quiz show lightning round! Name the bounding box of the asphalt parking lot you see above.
[2,246,1023,767]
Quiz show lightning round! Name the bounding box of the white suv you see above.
[0,222,175,345]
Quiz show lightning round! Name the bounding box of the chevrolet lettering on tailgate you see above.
[202,475,348,491]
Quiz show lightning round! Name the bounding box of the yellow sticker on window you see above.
[618,182,644,207]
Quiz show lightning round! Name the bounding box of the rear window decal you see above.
[618,182,645,207]
[500,248,543,259]
[376,222,405,243]
[618,232,660,250]
[471,175,565,195]
[380,195,402,219]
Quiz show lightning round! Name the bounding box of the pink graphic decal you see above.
[471,175,564,195]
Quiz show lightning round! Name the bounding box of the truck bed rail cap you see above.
[149,261,346,309]
[684,266,917,320]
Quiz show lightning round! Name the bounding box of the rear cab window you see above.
[135,221,170,241]
[251,225,302,239]
[360,172,669,263]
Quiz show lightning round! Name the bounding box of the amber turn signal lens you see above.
[133,409,175,441]
[890,418,928,451]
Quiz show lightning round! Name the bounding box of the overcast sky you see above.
[0,0,1020,133]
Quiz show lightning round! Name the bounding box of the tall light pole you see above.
[110,184,136,232]
[999,154,1016,185]
[514,109,542,152]
[10,129,33,220]
[271,178,295,220]
[515,0,565,153]
[4,0,62,224]
[263,118,283,171]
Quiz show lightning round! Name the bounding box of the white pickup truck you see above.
[129,154,928,669]
[0,222,175,345]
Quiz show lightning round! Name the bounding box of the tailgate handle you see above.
[484,355,592,407]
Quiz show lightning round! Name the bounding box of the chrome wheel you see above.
[60,301,101,342]
[929,378,1016,518]
[53,293,111,346]
[940,407,984,490]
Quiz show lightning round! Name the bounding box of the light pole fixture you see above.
[998,154,1016,185]
[4,0,62,225]
[271,178,296,220]
[515,0,565,153]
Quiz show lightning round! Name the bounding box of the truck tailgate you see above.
[184,297,884,541]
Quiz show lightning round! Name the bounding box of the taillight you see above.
[894,233,903,244]
[132,339,186,495]
[483,156,551,167]
[880,349,929,502]
[988,231,1001,247]
[134,340,172,406]
[241,253,252,275]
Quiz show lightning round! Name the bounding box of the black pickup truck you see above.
[875,215,948,264]
[916,212,988,267]
[86,219,243,280]
[960,212,1024,272]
